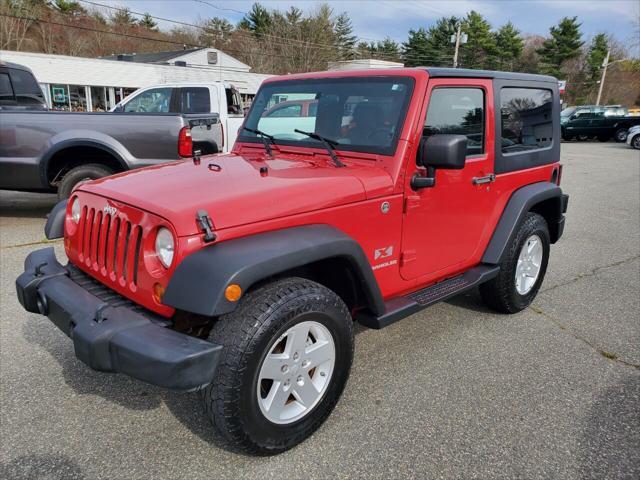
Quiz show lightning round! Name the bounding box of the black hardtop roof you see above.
[423,67,558,84]
[0,61,33,72]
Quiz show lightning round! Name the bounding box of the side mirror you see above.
[412,134,467,190]
[418,134,467,169]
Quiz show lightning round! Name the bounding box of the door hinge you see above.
[403,196,421,213]
[400,250,417,266]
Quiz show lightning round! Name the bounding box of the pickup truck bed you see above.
[0,110,221,195]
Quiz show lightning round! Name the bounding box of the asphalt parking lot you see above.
[1,142,638,479]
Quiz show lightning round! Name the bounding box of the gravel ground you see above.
[1,142,638,479]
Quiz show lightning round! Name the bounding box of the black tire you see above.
[597,135,610,142]
[201,277,354,455]
[57,164,113,200]
[562,133,573,141]
[614,128,628,142]
[631,134,640,150]
[577,135,589,141]
[480,212,550,313]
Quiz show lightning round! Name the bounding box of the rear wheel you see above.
[201,278,354,455]
[614,128,628,142]
[57,164,113,200]
[632,135,640,150]
[597,135,610,142]
[480,212,550,313]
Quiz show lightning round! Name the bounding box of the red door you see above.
[400,78,498,281]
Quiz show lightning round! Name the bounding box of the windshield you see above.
[240,77,415,156]
[561,106,576,117]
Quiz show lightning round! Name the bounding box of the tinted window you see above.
[9,69,44,105]
[180,87,210,113]
[0,73,14,103]
[242,77,414,156]
[424,88,484,156]
[123,87,172,113]
[501,88,553,153]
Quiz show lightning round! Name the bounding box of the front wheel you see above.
[480,212,550,313]
[57,164,113,200]
[201,278,354,455]
[632,135,640,150]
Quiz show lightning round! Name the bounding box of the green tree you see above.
[495,22,523,71]
[52,0,85,17]
[199,17,234,45]
[239,3,272,37]
[334,12,357,58]
[536,16,584,78]
[585,33,609,82]
[138,12,158,31]
[110,7,137,27]
[459,11,498,69]
[402,28,429,66]
[375,37,401,61]
[403,17,459,67]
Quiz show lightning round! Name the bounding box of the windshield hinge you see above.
[196,210,216,243]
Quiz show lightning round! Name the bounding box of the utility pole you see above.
[596,48,611,106]
[451,23,468,68]
[452,23,462,68]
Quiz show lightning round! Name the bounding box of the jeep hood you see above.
[79,153,393,235]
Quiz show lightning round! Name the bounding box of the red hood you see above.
[79,153,393,235]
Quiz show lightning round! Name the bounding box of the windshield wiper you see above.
[294,129,345,168]
[242,127,275,157]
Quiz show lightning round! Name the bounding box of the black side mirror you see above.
[412,134,467,190]
[418,134,467,169]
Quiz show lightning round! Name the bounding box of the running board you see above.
[356,265,500,329]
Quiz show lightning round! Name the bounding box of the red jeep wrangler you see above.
[17,68,568,455]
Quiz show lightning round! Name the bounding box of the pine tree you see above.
[459,11,498,69]
[536,16,584,78]
[495,22,523,71]
[240,3,272,38]
[199,17,234,45]
[110,8,137,27]
[375,38,401,62]
[138,13,158,31]
[423,17,458,67]
[402,28,429,67]
[586,33,609,83]
[53,0,86,18]
[334,12,357,58]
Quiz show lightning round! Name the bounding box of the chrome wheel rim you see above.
[257,320,335,425]
[515,234,543,295]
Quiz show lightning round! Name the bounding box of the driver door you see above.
[400,78,497,281]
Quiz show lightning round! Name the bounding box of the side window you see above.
[180,87,210,113]
[501,88,553,153]
[0,73,14,103]
[123,88,172,113]
[424,87,485,156]
[9,69,45,105]
[266,104,302,117]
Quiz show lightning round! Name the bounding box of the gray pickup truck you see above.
[0,62,222,198]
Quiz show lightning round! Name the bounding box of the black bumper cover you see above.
[16,247,222,391]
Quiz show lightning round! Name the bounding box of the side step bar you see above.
[356,265,500,329]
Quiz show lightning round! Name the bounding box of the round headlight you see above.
[70,197,81,223]
[155,227,175,268]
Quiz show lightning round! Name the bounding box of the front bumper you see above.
[16,247,222,391]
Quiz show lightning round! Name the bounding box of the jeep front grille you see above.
[77,206,143,290]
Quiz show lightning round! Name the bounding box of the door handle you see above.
[472,174,496,185]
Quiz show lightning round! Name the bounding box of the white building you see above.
[0,48,272,111]
[328,59,404,71]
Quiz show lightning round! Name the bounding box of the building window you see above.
[50,84,69,110]
[68,85,87,111]
[90,86,107,111]
[501,88,553,153]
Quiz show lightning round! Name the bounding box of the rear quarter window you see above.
[0,73,14,103]
[9,68,45,105]
[501,87,553,154]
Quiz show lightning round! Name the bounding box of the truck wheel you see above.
[480,213,550,314]
[201,277,354,455]
[57,164,113,200]
[632,135,640,150]
[597,135,610,142]
[614,128,628,142]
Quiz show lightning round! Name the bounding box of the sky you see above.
[111,0,640,55]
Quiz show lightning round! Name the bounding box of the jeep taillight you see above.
[556,164,563,185]
[178,127,192,157]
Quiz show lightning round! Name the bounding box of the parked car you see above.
[626,125,640,150]
[561,105,640,142]
[0,61,47,111]
[17,67,568,455]
[0,65,225,198]
[112,82,246,151]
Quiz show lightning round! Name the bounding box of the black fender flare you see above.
[39,139,128,187]
[44,199,68,239]
[163,224,386,317]
[482,182,567,265]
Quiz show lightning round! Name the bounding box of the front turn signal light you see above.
[225,284,242,302]
[153,283,165,303]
